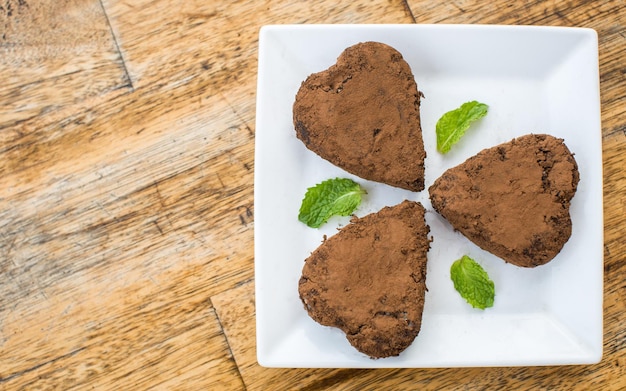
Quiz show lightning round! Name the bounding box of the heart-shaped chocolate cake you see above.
[429,134,580,267]
[298,200,430,358]
[293,42,426,191]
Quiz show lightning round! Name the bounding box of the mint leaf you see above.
[298,178,365,228]
[436,101,488,153]
[450,255,495,309]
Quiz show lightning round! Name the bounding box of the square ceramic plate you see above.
[254,24,602,368]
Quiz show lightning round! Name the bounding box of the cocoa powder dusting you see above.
[429,134,579,267]
[293,41,426,191]
[298,200,430,358]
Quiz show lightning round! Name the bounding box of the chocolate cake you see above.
[429,134,580,267]
[298,200,430,358]
[293,41,426,191]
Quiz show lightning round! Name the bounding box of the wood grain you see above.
[0,0,130,128]
[213,279,626,391]
[213,281,354,391]
[102,0,414,89]
[0,0,624,389]
[0,83,256,387]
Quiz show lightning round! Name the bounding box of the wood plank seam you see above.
[602,124,626,139]
[210,295,248,390]
[0,347,86,384]
[0,75,132,132]
[219,92,255,139]
[400,0,416,23]
[98,0,134,91]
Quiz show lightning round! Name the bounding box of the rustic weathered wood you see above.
[0,0,624,389]
[0,0,131,129]
[0,81,256,387]
[213,281,356,391]
[213,277,626,390]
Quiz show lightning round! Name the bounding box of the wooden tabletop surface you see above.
[1,1,624,389]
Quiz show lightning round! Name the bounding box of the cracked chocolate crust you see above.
[298,200,430,358]
[292,41,426,192]
[429,134,579,267]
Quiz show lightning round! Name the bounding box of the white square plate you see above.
[254,24,602,368]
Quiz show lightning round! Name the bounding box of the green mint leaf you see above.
[450,255,495,309]
[436,101,489,153]
[298,178,365,228]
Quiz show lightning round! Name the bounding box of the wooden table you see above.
[1,1,624,389]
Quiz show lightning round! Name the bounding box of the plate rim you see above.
[254,23,603,368]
